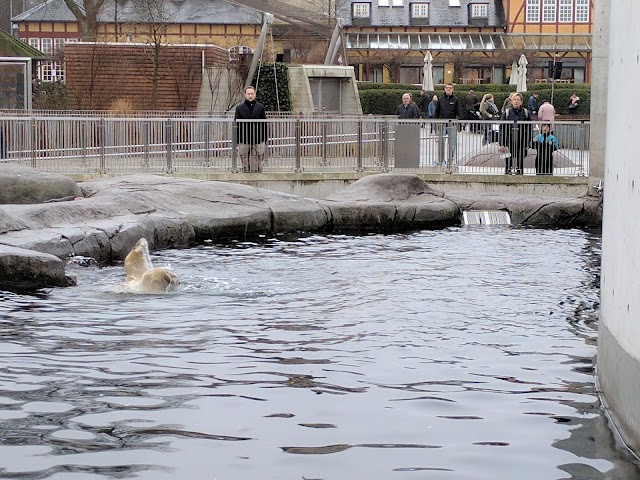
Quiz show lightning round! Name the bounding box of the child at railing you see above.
[532,124,559,175]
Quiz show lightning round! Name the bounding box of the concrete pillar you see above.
[587,0,610,193]
[597,0,640,456]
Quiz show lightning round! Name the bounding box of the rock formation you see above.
[0,166,602,290]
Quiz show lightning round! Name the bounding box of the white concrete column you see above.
[597,0,640,454]
[587,0,610,191]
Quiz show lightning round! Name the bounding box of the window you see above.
[471,3,488,18]
[575,0,589,22]
[412,3,429,17]
[353,2,370,17]
[53,38,65,55]
[378,0,388,5]
[558,0,572,22]
[542,0,556,22]
[526,0,540,22]
[28,38,39,49]
[41,62,53,82]
[40,38,52,54]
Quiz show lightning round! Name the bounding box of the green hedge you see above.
[252,62,292,112]
[358,82,590,116]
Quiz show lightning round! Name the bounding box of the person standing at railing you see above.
[395,93,420,119]
[434,83,463,166]
[234,85,267,173]
[498,93,532,175]
[537,100,556,132]
[527,93,539,117]
[479,93,499,146]
[426,95,438,133]
[532,123,559,175]
[416,90,430,119]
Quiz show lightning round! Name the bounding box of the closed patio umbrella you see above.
[516,54,528,92]
[509,60,518,85]
[422,51,434,92]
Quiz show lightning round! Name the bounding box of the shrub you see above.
[251,62,292,112]
[358,82,590,116]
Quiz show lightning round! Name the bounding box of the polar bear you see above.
[124,238,179,293]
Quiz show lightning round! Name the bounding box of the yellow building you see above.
[338,0,593,84]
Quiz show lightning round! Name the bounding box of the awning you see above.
[345,33,591,53]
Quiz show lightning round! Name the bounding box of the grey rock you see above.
[0,244,72,289]
[321,174,460,231]
[0,165,82,204]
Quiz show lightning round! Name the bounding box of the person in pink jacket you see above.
[537,100,556,130]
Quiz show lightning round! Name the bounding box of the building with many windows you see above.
[11,0,593,88]
[339,0,593,85]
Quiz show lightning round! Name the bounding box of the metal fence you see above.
[0,115,590,176]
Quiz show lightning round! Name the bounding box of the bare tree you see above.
[62,0,106,41]
[366,50,412,83]
[168,44,203,111]
[132,0,173,109]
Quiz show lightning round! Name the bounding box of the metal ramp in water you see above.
[462,210,511,225]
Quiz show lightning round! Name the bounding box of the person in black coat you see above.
[416,90,430,119]
[234,85,267,172]
[434,83,462,120]
[434,84,463,166]
[498,93,532,175]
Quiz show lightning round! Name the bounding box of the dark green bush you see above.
[358,82,590,116]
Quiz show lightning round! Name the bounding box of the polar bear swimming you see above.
[124,238,179,293]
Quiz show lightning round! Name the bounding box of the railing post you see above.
[80,120,88,167]
[98,118,106,173]
[231,121,238,172]
[321,121,328,167]
[577,121,588,176]
[356,119,363,171]
[142,120,150,167]
[164,119,173,173]
[445,121,455,174]
[204,120,211,167]
[30,118,36,168]
[294,119,302,172]
[380,121,389,171]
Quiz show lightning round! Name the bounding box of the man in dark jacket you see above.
[434,84,463,166]
[395,93,420,119]
[416,90,430,119]
[234,85,267,172]
[435,84,462,120]
[499,93,532,175]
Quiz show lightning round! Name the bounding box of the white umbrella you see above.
[516,54,528,92]
[422,51,434,92]
[509,60,518,85]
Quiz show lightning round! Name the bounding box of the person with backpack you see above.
[498,93,533,175]
[479,93,499,145]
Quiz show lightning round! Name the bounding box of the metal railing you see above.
[0,115,590,176]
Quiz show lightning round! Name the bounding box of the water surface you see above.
[0,227,637,480]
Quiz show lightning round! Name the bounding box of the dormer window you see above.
[353,2,371,18]
[411,3,429,18]
[471,3,488,18]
